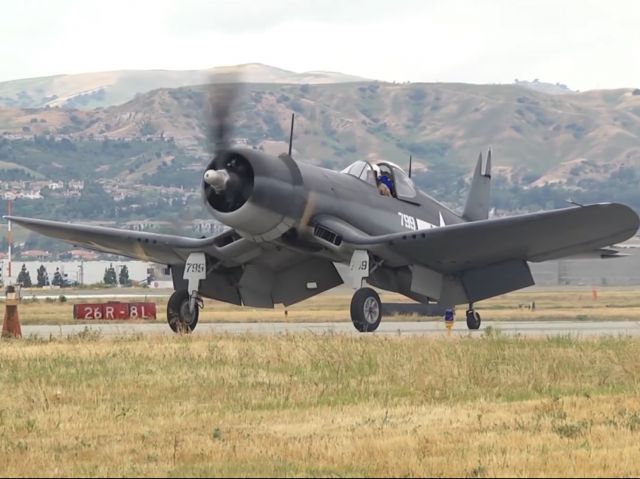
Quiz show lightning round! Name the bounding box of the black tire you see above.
[466,309,481,330]
[167,289,199,333]
[350,288,382,332]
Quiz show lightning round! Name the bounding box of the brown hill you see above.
[2,82,640,186]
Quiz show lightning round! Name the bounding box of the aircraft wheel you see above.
[350,287,382,332]
[466,309,481,330]
[167,289,199,333]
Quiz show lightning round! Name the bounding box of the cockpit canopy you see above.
[341,160,417,200]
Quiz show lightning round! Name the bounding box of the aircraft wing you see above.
[5,216,259,266]
[7,216,345,308]
[316,203,639,274]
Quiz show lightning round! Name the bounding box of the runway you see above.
[20,320,640,338]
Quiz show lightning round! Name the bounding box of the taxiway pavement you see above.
[20,320,640,338]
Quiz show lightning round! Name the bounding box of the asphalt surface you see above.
[19,320,640,338]
[19,288,171,300]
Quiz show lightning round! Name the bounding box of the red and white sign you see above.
[73,303,157,320]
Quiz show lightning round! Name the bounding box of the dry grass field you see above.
[1,332,640,477]
[10,286,640,325]
[3,286,639,475]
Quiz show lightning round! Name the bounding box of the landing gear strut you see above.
[167,289,202,333]
[466,305,481,330]
[350,287,382,332]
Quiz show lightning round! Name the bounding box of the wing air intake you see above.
[314,225,342,246]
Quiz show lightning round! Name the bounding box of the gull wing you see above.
[316,203,638,304]
[6,216,258,266]
[319,203,639,273]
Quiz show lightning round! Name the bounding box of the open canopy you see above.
[341,160,416,199]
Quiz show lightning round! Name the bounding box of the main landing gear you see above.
[167,289,202,333]
[350,287,382,332]
[466,305,481,330]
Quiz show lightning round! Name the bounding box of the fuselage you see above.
[204,148,463,249]
[296,161,464,238]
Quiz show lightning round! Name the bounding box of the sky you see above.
[1,0,639,91]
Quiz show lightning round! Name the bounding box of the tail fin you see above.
[462,149,492,222]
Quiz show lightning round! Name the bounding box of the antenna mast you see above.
[408,155,412,178]
[288,113,295,157]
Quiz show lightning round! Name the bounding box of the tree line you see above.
[12,263,131,287]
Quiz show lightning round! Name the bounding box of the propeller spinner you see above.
[203,169,229,193]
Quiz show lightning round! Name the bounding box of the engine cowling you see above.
[203,148,305,241]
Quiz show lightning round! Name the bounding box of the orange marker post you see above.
[2,285,22,338]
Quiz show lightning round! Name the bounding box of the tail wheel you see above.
[350,287,382,332]
[167,289,199,333]
[466,309,481,330]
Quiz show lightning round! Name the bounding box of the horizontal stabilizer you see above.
[564,247,630,259]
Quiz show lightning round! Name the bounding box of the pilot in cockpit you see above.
[370,164,390,197]
[376,166,394,197]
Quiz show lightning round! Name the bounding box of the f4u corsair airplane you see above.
[7,86,640,333]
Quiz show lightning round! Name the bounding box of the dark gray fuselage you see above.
[297,161,463,238]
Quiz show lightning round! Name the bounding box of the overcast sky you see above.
[1,0,639,90]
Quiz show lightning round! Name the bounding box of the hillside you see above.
[0,63,369,110]
[2,81,640,176]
